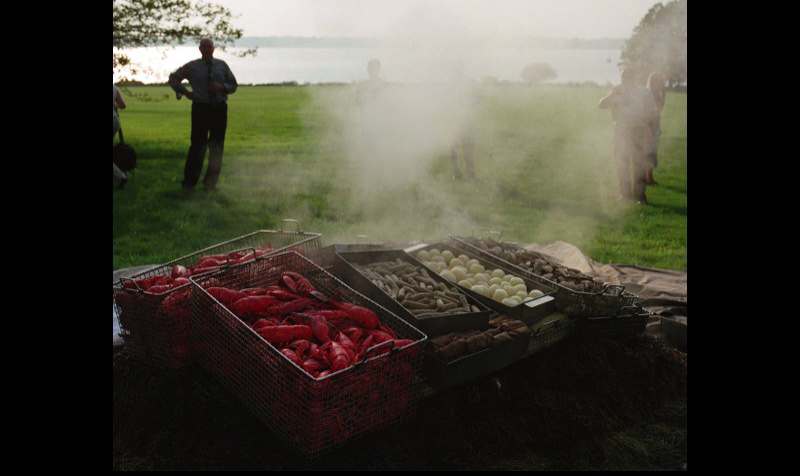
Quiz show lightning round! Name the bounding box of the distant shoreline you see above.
[138,35,627,50]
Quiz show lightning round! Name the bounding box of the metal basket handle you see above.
[471,227,502,241]
[359,339,396,363]
[534,317,563,334]
[225,246,257,266]
[615,305,641,317]
[280,219,301,233]
[118,276,144,292]
[602,284,626,296]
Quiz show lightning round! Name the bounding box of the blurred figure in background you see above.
[447,62,478,181]
[645,72,666,186]
[168,38,238,191]
[113,85,128,189]
[356,59,388,107]
[598,68,658,204]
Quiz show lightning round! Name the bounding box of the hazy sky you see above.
[212,0,662,39]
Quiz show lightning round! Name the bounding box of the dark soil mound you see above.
[113,333,686,470]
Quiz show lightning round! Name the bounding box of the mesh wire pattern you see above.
[580,305,649,336]
[189,251,427,458]
[527,315,580,355]
[113,228,322,369]
[448,236,638,318]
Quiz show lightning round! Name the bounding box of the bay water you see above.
[115,45,624,86]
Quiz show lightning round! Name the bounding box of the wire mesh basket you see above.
[580,305,650,336]
[527,314,580,356]
[448,233,638,318]
[189,251,427,458]
[112,219,322,369]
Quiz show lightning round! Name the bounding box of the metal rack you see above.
[189,250,427,458]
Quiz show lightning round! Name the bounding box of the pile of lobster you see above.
[203,270,417,378]
[114,247,275,368]
[121,247,276,294]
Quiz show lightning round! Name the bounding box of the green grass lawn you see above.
[112,84,686,271]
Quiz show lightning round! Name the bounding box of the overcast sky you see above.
[212,0,662,39]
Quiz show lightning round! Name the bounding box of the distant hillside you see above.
[233,36,625,49]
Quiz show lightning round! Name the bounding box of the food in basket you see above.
[426,314,530,362]
[416,249,539,306]
[351,258,482,318]
[464,238,609,293]
[202,270,416,378]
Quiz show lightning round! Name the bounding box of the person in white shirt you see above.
[168,38,238,191]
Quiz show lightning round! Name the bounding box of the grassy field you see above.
[112,84,686,271]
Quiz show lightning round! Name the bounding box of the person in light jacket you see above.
[599,68,658,204]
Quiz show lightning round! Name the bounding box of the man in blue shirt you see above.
[168,38,238,191]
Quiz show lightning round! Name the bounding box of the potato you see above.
[528,289,545,299]
[468,263,485,275]
[429,261,446,273]
[458,279,473,288]
[451,267,467,282]
[502,284,516,296]
[491,269,506,278]
[501,297,519,307]
[516,291,528,300]
[474,272,489,283]
[488,284,501,294]
[492,288,509,301]
[449,258,465,269]
[458,254,470,263]
[441,250,455,264]
[431,255,446,263]
[503,274,515,282]
[429,248,441,257]
[513,283,527,295]
[416,250,431,262]
[465,259,480,268]
[488,276,503,286]
[509,276,525,286]
[471,284,488,296]
[440,269,456,282]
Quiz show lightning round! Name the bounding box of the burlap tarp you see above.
[112,242,687,350]
[522,241,686,350]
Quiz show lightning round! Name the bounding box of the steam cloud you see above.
[296,2,649,247]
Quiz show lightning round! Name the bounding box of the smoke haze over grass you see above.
[112,84,686,271]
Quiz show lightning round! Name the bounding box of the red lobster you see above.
[206,287,250,306]
[330,301,379,329]
[254,324,313,344]
[288,312,332,342]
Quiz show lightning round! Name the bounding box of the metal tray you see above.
[330,249,493,337]
[422,331,529,390]
[448,234,638,318]
[408,243,557,326]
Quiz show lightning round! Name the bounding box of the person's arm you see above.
[598,86,620,109]
[114,88,127,109]
[168,63,193,99]
[222,63,238,95]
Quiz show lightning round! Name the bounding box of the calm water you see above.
[115,46,623,86]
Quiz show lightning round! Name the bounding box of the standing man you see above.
[168,38,237,191]
[113,85,128,189]
[599,68,657,204]
[447,61,478,181]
